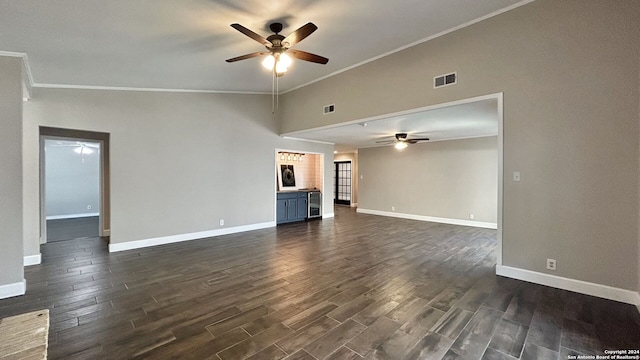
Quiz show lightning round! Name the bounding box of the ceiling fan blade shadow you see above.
[283,22,317,47]
[230,23,271,46]
[226,52,268,62]
[289,50,328,64]
[375,140,395,144]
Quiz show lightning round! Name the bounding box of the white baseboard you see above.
[0,279,26,299]
[323,212,335,219]
[108,221,276,253]
[46,212,99,220]
[496,265,640,307]
[356,208,497,229]
[24,254,41,266]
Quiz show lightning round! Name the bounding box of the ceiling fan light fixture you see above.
[394,142,408,150]
[262,54,276,70]
[279,53,292,68]
[74,146,94,155]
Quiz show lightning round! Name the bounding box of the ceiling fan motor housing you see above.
[269,23,283,34]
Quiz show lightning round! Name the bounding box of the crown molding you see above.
[33,83,270,95]
[0,51,34,99]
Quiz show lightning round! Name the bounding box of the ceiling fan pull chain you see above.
[271,68,276,114]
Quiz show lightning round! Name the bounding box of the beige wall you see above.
[334,152,358,205]
[0,56,24,290]
[23,88,333,255]
[359,137,497,223]
[281,1,640,291]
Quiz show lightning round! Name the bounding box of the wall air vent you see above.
[434,72,457,88]
[323,104,335,115]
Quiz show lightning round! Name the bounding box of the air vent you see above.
[323,104,335,115]
[434,72,457,88]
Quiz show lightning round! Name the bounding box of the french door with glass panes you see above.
[334,161,351,205]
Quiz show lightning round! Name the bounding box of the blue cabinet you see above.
[277,191,308,224]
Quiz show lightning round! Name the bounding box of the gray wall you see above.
[44,140,100,218]
[281,1,640,291]
[0,56,24,291]
[359,137,497,223]
[23,89,333,256]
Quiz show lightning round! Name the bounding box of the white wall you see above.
[281,1,640,293]
[359,137,497,224]
[23,88,334,256]
[44,140,100,218]
[0,56,24,297]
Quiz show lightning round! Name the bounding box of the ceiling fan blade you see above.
[283,22,318,47]
[375,140,395,144]
[405,138,430,144]
[289,50,329,64]
[409,137,430,142]
[230,23,271,46]
[225,52,268,63]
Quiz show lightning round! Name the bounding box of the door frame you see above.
[333,160,352,206]
[274,148,326,222]
[39,127,110,244]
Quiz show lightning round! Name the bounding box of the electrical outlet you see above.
[391,206,395,211]
[87,205,91,210]
[546,258,556,271]
[219,219,224,226]
[469,214,474,220]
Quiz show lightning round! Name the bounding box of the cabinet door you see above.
[297,196,308,220]
[286,199,298,220]
[276,199,288,223]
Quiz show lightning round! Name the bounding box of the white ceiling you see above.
[0,0,527,93]
[285,98,499,152]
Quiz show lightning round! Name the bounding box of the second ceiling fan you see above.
[226,22,329,76]
[376,133,430,150]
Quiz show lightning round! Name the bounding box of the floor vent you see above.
[323,104,335,115]
[434,72,457,88]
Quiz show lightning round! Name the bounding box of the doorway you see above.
[44,139,100,241]
[334,161,352,206]
[40,127,110,244]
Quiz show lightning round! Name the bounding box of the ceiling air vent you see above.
[323,104,335,115]
[434,72,457,88]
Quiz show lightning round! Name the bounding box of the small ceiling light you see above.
[361,122,368,127]
[333,151,338,154]
[280,153,285,160]
[394,142,408,150]
[299,155,304,162]
[287,154,291,161]
[293,154,298,161]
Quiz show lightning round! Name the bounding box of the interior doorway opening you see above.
[334,161,352,206]
[39,127,110,244]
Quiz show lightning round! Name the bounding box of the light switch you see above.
[513,171,521,182]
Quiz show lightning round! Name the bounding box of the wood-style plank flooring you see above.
[2,207,639,359]
[47,216,99,242]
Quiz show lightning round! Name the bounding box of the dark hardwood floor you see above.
[47,216,99,242]
[2,207,639,359]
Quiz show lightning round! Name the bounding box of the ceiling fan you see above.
[50,141,99,154]
[226,22,329,76]
[376,133,430,149]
